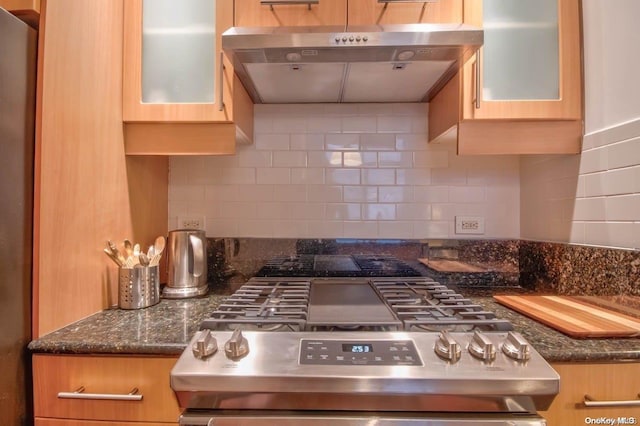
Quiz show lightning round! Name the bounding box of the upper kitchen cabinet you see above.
[1,0,40,28]
[235,0,347,27]
[348,0,462,25]
[429,0,583,155]
[123,0,254,155]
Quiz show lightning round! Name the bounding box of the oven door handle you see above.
[180,413,547,425]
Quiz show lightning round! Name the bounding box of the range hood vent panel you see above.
[245,62,345,103]
[223,24,483,104]
[343,61,455,103]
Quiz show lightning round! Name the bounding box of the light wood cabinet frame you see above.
[347,0,462,25]
[235,0,347,27]
[461,0,582,120]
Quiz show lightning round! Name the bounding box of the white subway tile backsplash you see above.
[327,168,360,185]
[342,116,377,133]
[291,168,325,185]
[378,186,413,203]
[273,151,307,167]
[257,168,290,184]
[326,203,361,220]
[395,134,428,151]
[413,186,449,203]
[363,204,396,220]
[290,134,325,151]
[343,221,377,238]
[397,204,431,220]
[344,186,378,203]
[273,116,308,133]
[273,185,307,202]
[449,187,486,204]
[378,152,413,168]
[220,168,256,185]
[325,133,360,150]
[361,169,395,185]
[378,221,413,238]
[307,117,342,133]
[238,151,272,168]
[306,185,343,202]
[170,103,520,239]
[414,150,449,168]
[308,221,343,238]
[308,151,343,167]
[605,194,640,221]
[396,168,431,185]
[344,152,377,168]
[521,118,640,250]
[608,136,640,169]
[360,134,395,151]
[255,134,290,150]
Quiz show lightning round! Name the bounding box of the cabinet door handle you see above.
[218,52,225,112]
[474,52,481,109]
[57,386,143,401]
[261,0,318,11]
[583,394,640,407]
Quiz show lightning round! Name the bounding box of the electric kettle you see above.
[162,229,208,298]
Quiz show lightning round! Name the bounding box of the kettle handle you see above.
[189,234,205,278]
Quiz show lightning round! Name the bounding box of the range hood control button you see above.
[468,330,496,362]
[363,36,368,42]
[501,331,531,361]
[434,330,461,363]
[192,330,218,359]
[349,36,354,42]
[356,36,361,42]
[224,329,250,360]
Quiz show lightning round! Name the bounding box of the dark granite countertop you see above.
[29,285,640,363]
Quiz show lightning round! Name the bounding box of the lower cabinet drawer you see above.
[33,354,180,423]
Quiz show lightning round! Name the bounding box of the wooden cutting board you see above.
[418,258,487,273]
[494,295,640,338]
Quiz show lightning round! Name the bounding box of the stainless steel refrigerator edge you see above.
[0,7,37,426]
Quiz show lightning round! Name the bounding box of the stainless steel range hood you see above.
[222,24,483,104]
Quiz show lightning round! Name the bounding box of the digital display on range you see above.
[342,344,373,353]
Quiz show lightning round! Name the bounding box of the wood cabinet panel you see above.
[348,0,462,25]
[33,355,180,423]
[235,0,347,27]
[461,0,582,121]
[122,0,254,154]
[0,0,39,12]
[34,0,168,336]
[541,363,640,425]
[428,0,583,154]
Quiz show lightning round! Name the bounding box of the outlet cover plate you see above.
[455,216,485,235]
[178,216,205,230]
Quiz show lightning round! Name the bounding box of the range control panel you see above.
[299,339,422,366]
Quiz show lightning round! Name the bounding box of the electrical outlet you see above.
[455,216,485,235]
[178,216,205,230]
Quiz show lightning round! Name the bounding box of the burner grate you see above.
[200,279,311,331]
[371,278,514,332]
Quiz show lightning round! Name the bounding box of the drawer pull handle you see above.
[58,386,143,401]
[584,394,640,407]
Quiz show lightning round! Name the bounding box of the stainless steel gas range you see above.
[171,255,558,425]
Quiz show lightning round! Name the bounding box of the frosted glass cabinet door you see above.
[462,0,582,121]
[482,0,558,101]
[142,0,215,104]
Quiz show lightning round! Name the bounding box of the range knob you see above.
[224,329,250,360]
[434,330,461,363]
[468,330,496,362]
[501,331,531,361]
[191,330,218,359]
